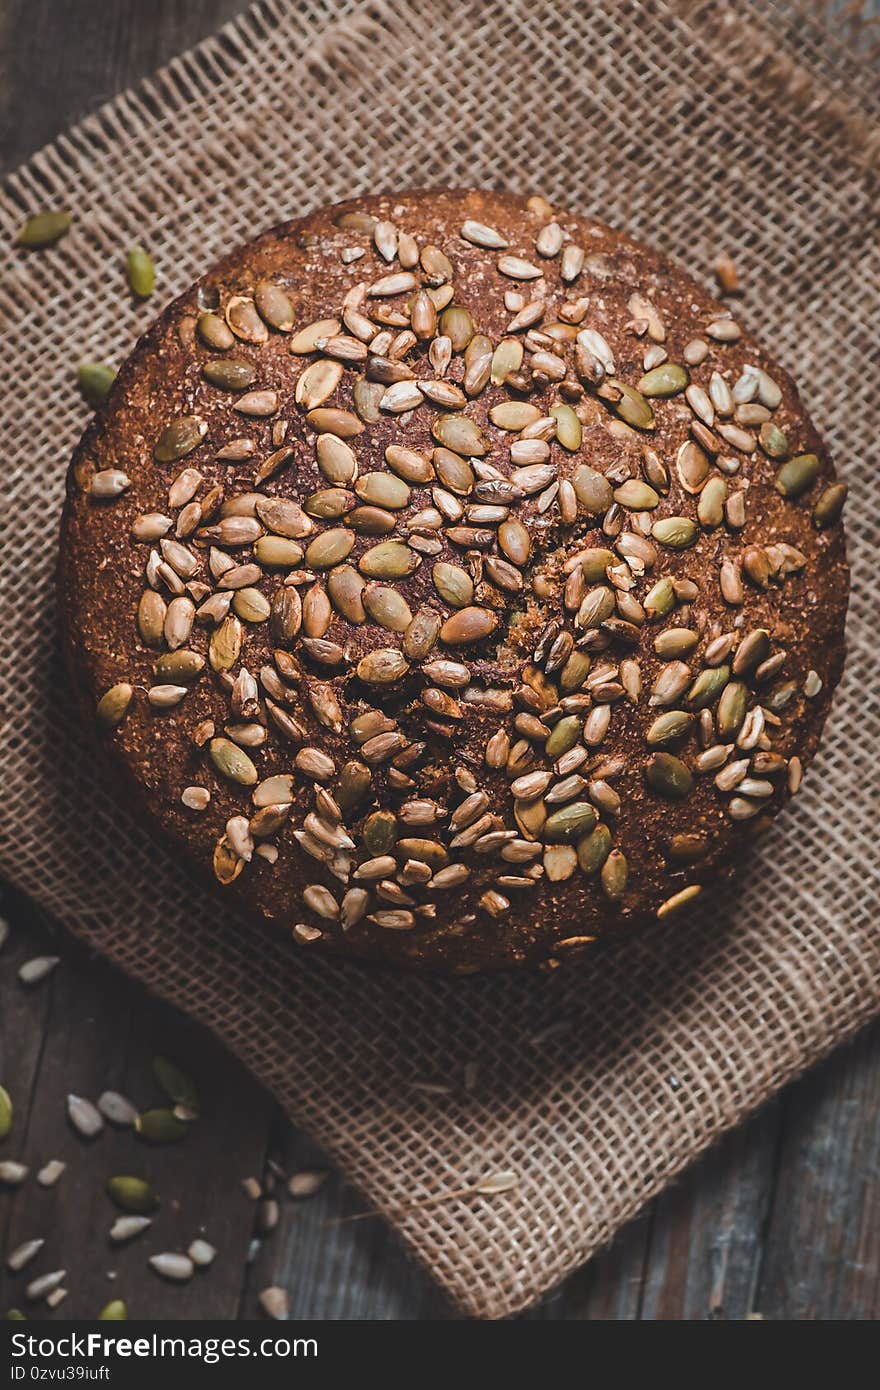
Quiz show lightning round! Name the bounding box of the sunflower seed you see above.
[18,956,60,986]
[67,1094,104,1138]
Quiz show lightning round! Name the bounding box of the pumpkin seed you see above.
[647,710,693,746]
[269,586,302,643]
[498,518,531,566]
[608,380,654,429]
[96,683,133,730]
[317,434,357,485]
[776,453,820,498]
[209,737,258,786]
[152,1056,198,1110]
[136,1109,189,1144]
[577,823,612,874]
[614,479,659,510]
[686,663,730,709]
[356,472,411,509]
[439,607,499,645]
[440,305,474,350]
[255,280,295,331]
[549,403,582,450]
[363,810,398,854]
[125,245,155,298]
[601,849,628,900]
[356,649,409,684]
[717,680,748,740]
[296,358,343,408]
[431,413,488,456]
[16,210,71,247]
[154,416,207,463]
[385,444,434,483]
[403,607,441,660]
[491,336,524,385]
[363,584,412,632]
[652,516,697,548]
[305,528,355,569]
[813,482,847,528]
[489,401,542,431]
[202,359,256,391]
[0,1086,11,1139]
[572,464,612,514]
[433,448,474,494]
[77,361,116,406]
[637,363,687,396]
[306,407,364,437]
[432,561,473,607]
[359,540,418,579]
[99,1300,128,1320]
[645,751,693,799]
[226,295,267,343]
[697,476,727,528]
[106,1176,158,1214]
[209,613,243,670]
[545,715,582,759]
[328,565,366,622]
[197,312,234,349]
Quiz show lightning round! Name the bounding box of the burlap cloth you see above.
[1,0,878,1319]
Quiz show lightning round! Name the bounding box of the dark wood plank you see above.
[0,894,273,1320]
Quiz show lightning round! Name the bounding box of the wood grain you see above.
[1,0,878,1321]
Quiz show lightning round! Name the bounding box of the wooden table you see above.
[2,0,878,1322]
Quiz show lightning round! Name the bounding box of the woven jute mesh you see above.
[1,0,878,1319]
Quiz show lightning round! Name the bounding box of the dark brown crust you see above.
[59,189,849,972]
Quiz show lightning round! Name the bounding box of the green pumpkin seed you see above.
[646,710,693,746]
[559,650,592,693]
[356,649,409,684]
[686,663,730,710]
[16,210,71,248]
[576,823,612,874]
[151,1055,199,1111]
[716,680,748,740]
[359,541,418,579]
[255,280,295,331]
[545,715,582,759]
[125,245,155,298]
[491,336,524,385]
[106,1176,158,1214]
[645,751,693,799]
[759,421,788,459]
[613,479,659,510]
[697,476,727,528]
[644,577,675,619]
[652,515,697,548]
[578,548,615,582]
[136,1109,189,1144]
[96,683,133,730]
[637,362,688,397]
[77,361,116,406]
[99,1301,128,1321]
[549,403,582,451]
[154,416,207,463]
[544,802,598,843]
[609,380,654,429]
[572,465,612,514]
[305,528,355,569]
[431,413,488,456]
[233,588,271,623]
[253,536,303,568]
[600,849,628,900]
[197,312,234,349]
[432,561,473,608]
[812,482,847,528]
[363,810,398,855]
[154,650,204,682]
[355,472,411,509]
[363,584,413,632]
[209,737,258,786]
[202,359,256,391]
[0,1086,12,1139]
[776,453,820,498]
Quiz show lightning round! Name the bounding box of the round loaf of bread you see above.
[60,189,849,971]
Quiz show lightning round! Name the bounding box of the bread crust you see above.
[59,189,849,971]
